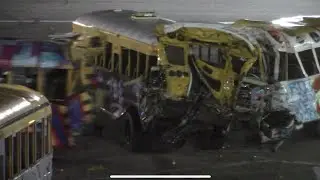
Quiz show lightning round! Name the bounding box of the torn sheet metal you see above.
[162,22,256,52]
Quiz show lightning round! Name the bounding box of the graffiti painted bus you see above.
[0,39,94,147]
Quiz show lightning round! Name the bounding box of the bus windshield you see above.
[279,48,320,81]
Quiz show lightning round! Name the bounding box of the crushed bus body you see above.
[66,9,320,152]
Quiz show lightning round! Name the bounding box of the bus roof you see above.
[231,17,320,53]
[0,84,49,128]
[73,9,175,45]
[162,22,257,52]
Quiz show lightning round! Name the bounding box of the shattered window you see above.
[287,53,305,80]
[279,52,307,81]
[298,49,318,76]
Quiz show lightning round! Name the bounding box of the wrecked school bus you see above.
[68,9,320,151]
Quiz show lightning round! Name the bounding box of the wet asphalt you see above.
[52,121,320,180]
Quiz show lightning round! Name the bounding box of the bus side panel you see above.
[13,154,53,180]
[51,104,69,147]
[271,75,320,123]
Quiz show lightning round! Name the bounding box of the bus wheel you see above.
[120,111,143,152]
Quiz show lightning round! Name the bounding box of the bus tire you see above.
[119,111,143,152]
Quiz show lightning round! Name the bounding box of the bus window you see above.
[287,53,305,80]
[28,124,36,165]
[5,136,13,179]
[267,54,276,79]
[138,53,146,76]
[95,54,104,67]
[44,69,67,100]
[298,49,319,76]
[13,134,19,175]
[36,121,43,160]
[192,45,225,68]
[165,45,185,66]
[21,128,28,170]
[316,48,320,60]
[148,56,158,75]
[90,37,102,48]
[130,50,138,77]
[121,47,129,75]
[11,67,38,90]
[44,118,49,155]
[105,42,112,69]
[279,52,288,81]
[113,54,120,73]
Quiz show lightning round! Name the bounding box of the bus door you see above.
[160,43,191,99]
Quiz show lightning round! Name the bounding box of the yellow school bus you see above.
[70,10,175,107]
[68,9,320,152]
[69,9,262,152]
[0,84,52,180]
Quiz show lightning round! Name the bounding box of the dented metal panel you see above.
[73,10,174,45]
[163,22,256,51]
